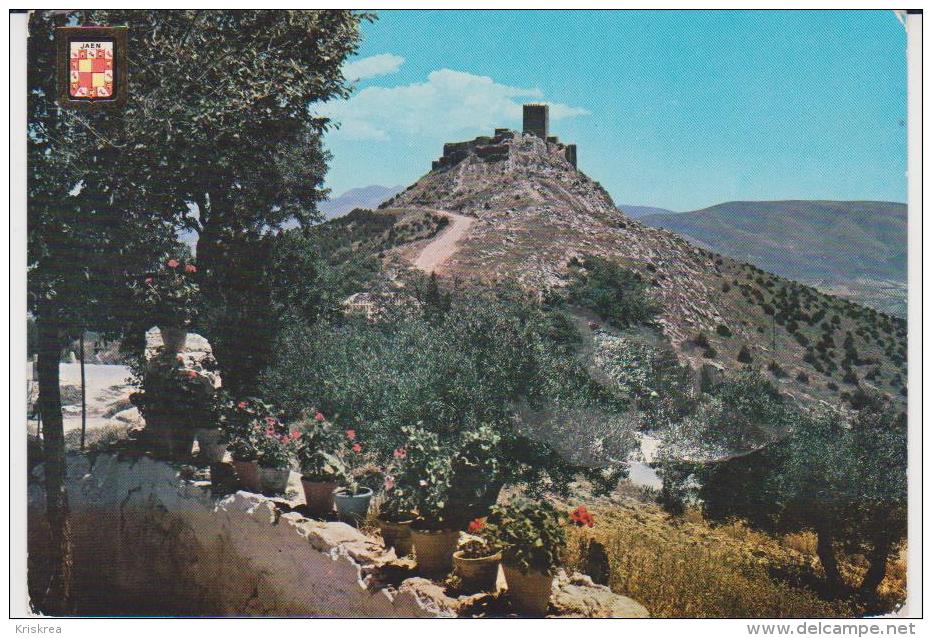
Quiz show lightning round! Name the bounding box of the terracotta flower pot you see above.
[231,458,260,492]
[301,478,337,517]
[411,528,460,576]
[502,564,553,616]
[378,518,414,556]
[258,466,291,495]
[193,428,226,464]
[159,326,188,353]
[334,487,373,524]
[453,550,501,592]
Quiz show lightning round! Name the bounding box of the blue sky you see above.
[317,10,907,211]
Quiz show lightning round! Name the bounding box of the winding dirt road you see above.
[413,209,475,274]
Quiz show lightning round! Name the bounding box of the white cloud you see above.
[343,53,405,82]
[318,68,589,142]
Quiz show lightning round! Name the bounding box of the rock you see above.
[551,570,649,618]
[304,521,370,553]
[397,577,459,617]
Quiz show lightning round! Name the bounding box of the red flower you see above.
[393,447,407,459]
[351,443,362,453]
[290,430,301,440]
[186,370,197,379]
[237,401,248,409]
[184,264,197,274]
[467,518,485,534]
[166,259,179,269]
[570,506,595,528]
[314,411,325,422]
[345,429,356,441]
[280,435,291,445]
[144,277,154,284]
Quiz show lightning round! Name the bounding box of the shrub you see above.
[694,332,710,349]
[767,361,787,378]
[261,286,634,497]
[130,350,220,436]
[566,255,659,328]
[484,497,570,575]
[795,372,809,384]
[703,347,717,359]
[737,345,753,364]
[716,324,732,338]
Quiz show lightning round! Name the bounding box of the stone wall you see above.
[27,453,435,617]
[27,453,648,618]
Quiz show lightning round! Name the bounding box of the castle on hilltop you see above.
[431,103,578,171]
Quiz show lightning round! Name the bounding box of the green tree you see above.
[27,9,366,611]
[695,392,906,600]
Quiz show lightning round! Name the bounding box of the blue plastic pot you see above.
[334,487,373,524]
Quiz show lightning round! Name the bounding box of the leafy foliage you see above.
[136,258,200,328]
[260,284,636,497]
[566,255,659,328]
[293,414,349,482]
[130,350,220,434]
[484,497,569,575]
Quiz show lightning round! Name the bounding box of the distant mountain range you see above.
[635,200,907,317]
[319,185,403,218]
[616,204,677,218]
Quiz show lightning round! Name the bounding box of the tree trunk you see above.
[36,312,73,615]
[859,538,893,598]
[816,528,845,594]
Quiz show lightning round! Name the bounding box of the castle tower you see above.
[523,103,549,139]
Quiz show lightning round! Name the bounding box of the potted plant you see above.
[400,426,461,575]
[294,411,346,517]
[484,497,570,616]
[376,446,417,556]
[254,415,295,495]
[333,430,373,524]
[447,424,504,522]
[138,258,199,353]
[452,518,502,592]
[220,397,270,492]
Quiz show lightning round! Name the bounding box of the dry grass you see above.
[560,496,906,618]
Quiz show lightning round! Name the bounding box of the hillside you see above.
[641,201,907,317]
[342,131,906,411]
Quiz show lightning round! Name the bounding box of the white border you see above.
[3,5,924,635]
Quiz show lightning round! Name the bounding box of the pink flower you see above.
[264,416,277,426]
[144,277,154,284]
[186,370,197,379]
[384,476,395,491]
[184,264,197,274]
[351,443,362,453]
[176,354,184,362]
[345,429,356,441]
[167,259,179,269]
[393,447,407,459]
[237,401,248,410]
[279,435,291,445]
[314,412,325,422]
[290,430,301,440]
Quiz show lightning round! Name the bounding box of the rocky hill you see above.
[641,200,907,317]
[349,132,907,409]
